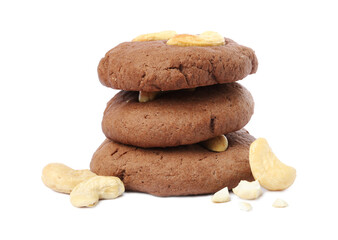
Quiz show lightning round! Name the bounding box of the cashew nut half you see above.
[212,187,230,203]
[232,180,262,200]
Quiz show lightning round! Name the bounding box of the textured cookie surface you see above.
[98,38,258,91]
[90,129,255,197]
[102,83,254,148]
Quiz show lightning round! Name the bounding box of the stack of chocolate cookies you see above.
[90,32,258,196]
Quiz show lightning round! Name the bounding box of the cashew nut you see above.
[212,187,230,203]
[239,202,252,211]
[249,138,296,191]
[138,91,160,102]
[42,163,97,194]
[232,180,262,200]
[166,31,225,47]
[70,176,125,208]
[272,198,288,208]
[201,135,228,152]
[132,30,177,42]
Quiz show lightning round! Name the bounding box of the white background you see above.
[1,0,337,239]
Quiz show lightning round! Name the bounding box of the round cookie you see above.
[90,129,255,197]
[102,83,254,148]
[98,38,258,92]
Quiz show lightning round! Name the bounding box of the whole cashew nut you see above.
[249,138,296,191]
[70,176,125,208]
[42,163,97,194]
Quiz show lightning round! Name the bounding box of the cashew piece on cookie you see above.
[138,91,160,102]
[201,135,228,152]
[166,31,225,47]
[132,30,177,42]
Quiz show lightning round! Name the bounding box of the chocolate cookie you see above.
[102,83,254,148]
[90,129,255,197]
[98,38,258,91]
